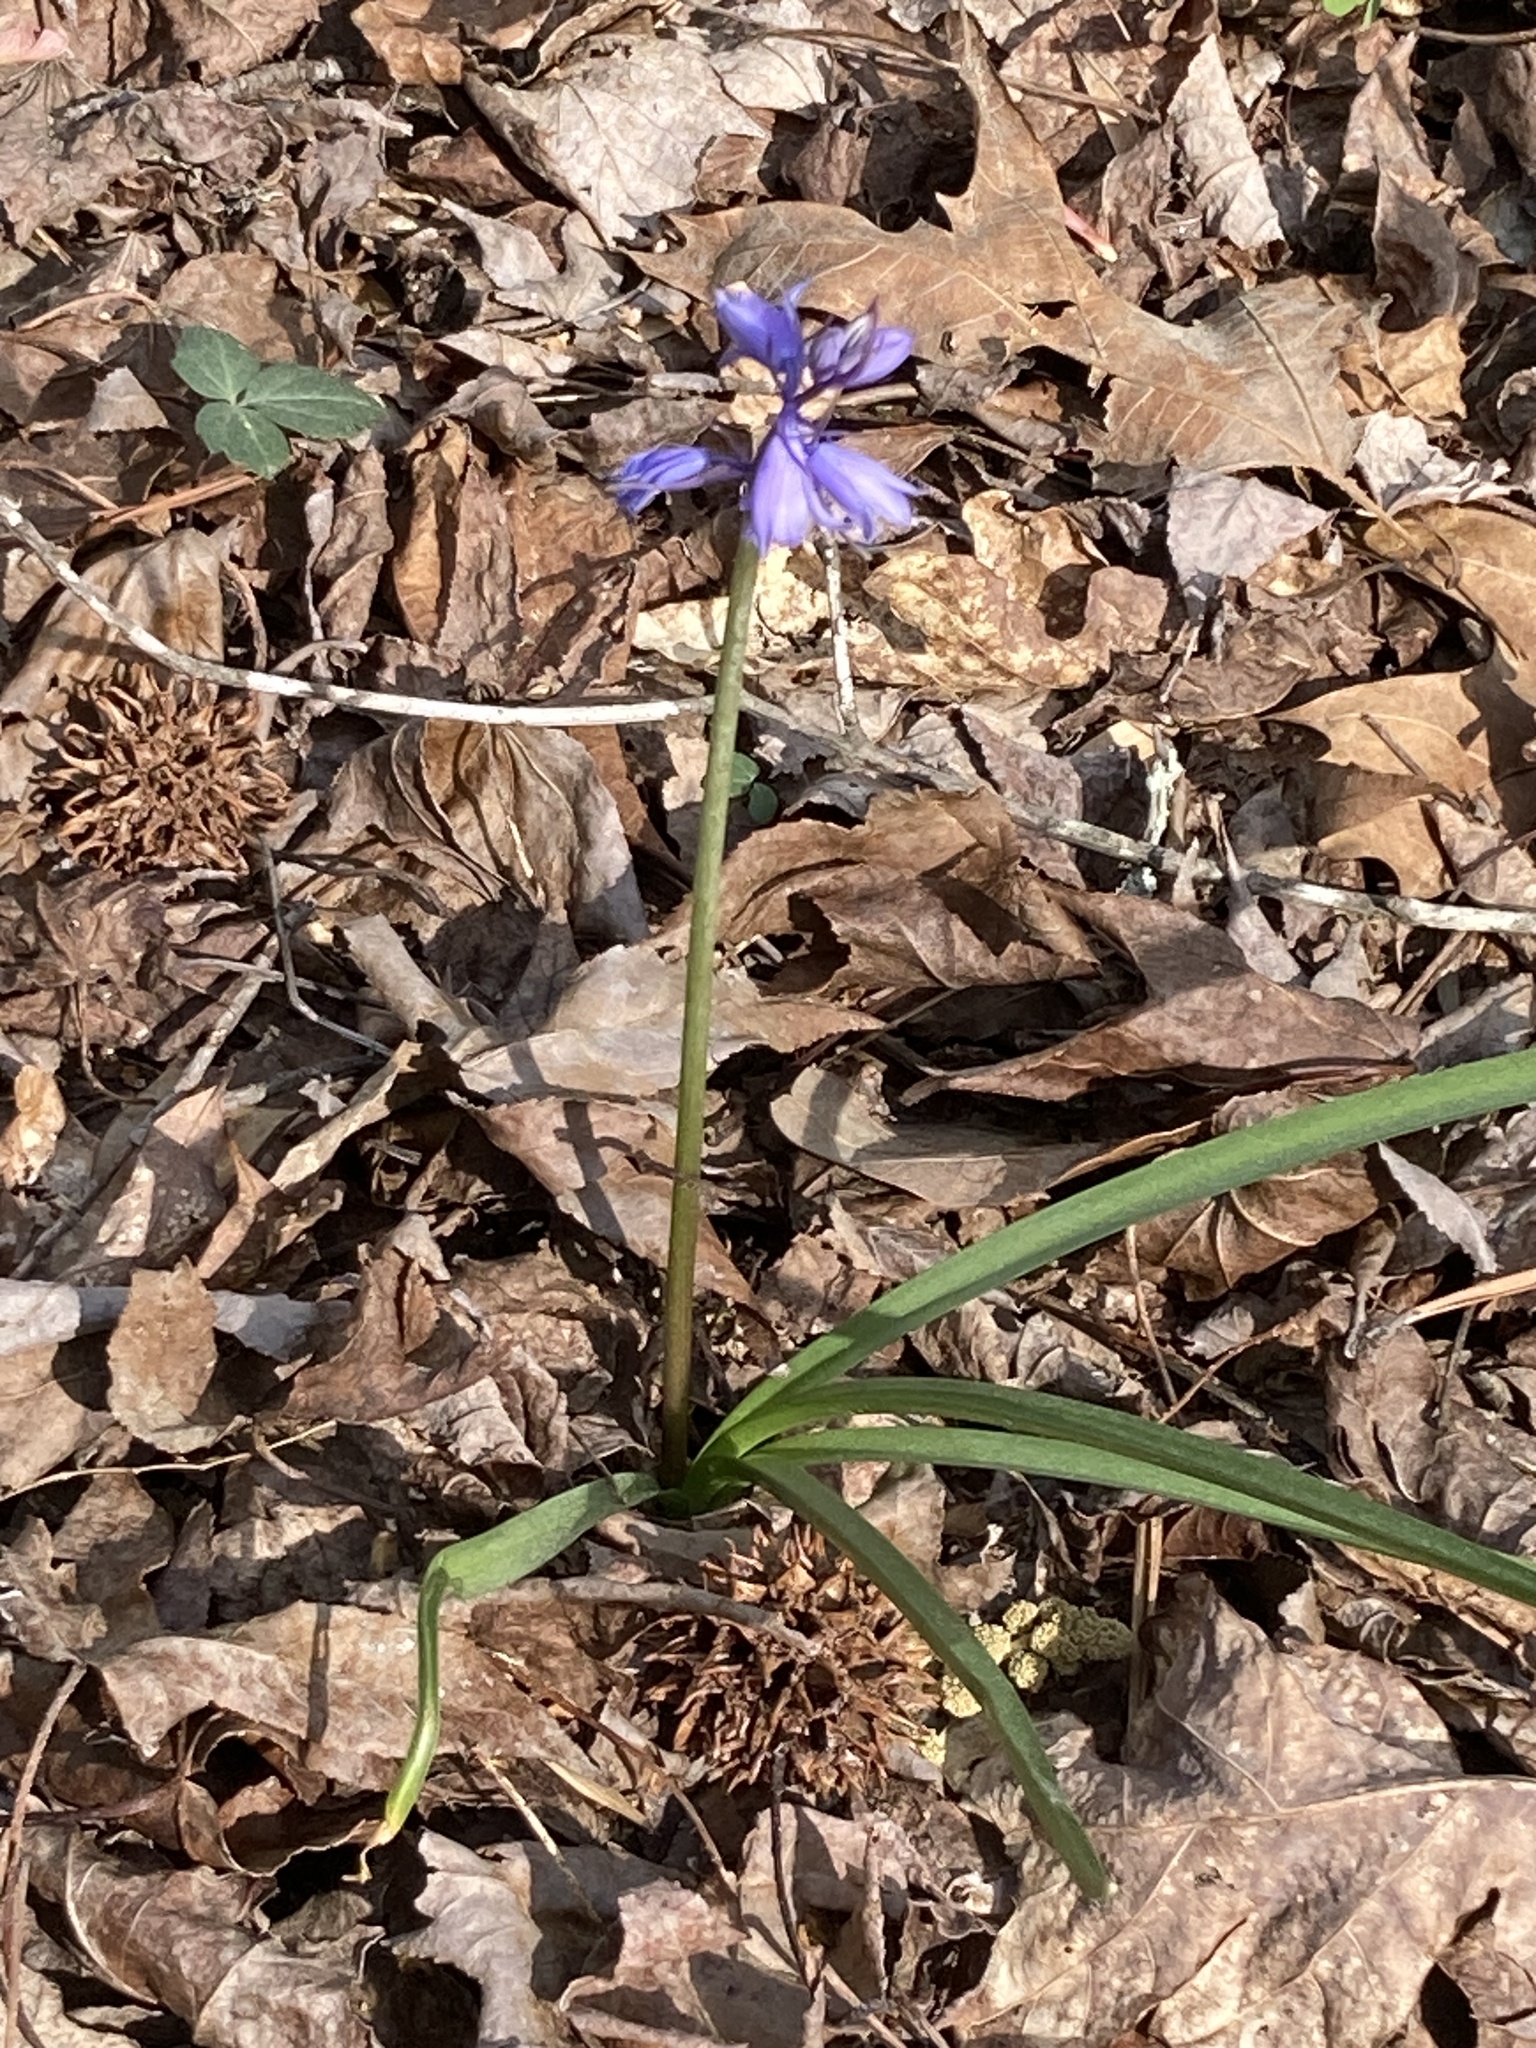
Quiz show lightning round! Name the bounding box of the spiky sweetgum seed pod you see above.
[629,1522,940,1806]
[44,667,290,876]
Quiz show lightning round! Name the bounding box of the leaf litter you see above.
[7,1,1536,2044]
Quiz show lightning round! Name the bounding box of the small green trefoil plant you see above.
[374,286,1536,1902]
[171,326,385,479]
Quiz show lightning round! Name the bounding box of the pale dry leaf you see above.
[105,1261,223,1454]
[390,1831,573,2048]
[1376,1140,1498,1274]
[0,63,140,247]
[0,529,225,722]
[1168,37,1284,250]
[151,0,320,83]
[1353,413,1505,512]
[1166,472,1330,605]
[1329,1323,1536,1568]
[706,0,831,113]
[861,495,1165,700]
[96,1595,596,1790]
[0,1063,65,1188]
[453,940,858,1102]
[1076,277,1363,478]
[466,37,765,246]
[1433,802,1536,910]
[948,1577,1536,2048]
[351,0,465,83]
[474,1094,753,1302]
[84,367,168,435]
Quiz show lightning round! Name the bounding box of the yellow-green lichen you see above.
[932,1596,1134,1721]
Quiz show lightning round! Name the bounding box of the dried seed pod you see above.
[629,1521,939,1805]
[43,666,290,876]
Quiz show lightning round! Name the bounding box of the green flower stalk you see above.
[614,285,919,1483]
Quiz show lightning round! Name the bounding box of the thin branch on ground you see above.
[0,494,711,729]
[745,692,1536,938]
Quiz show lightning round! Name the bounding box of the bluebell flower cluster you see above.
[613,284,919,552]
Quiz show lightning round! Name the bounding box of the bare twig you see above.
[0,494,710,730]
[748,695,1536,937]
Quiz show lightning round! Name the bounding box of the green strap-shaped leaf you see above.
[242,361,386,439]
[746,1405,1536,1613]
[371,1472,659,1851]
[173,325,262,401]
[194,400,291,479]
[743,1455,1109,1898]
[696,1045,1536,1481]
[727,1382,1536,1611]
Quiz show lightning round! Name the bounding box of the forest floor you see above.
[5,0,1536,2043]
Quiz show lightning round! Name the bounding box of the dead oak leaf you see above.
[950,1577,1536,2048]
[707,38,1086,362]
[861,498,1166,701]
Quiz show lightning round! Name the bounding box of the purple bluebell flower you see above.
[611,284,919,553]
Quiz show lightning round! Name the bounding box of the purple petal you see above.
[807,308,913,391]
[714,282,806,388]
[746,421,819,550]
[613,442,748,516]
[804,438,920,541]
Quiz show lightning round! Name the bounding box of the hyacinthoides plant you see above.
[375,285,1536,1901]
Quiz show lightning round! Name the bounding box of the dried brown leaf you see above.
[474,1095,753,1302]
[773,1066,1097,1209]
[390,1830,571,2047]
[710,788,1093,997]
[913,897,1415,1102]
[96,1594,597,1792]
[1132,1087,1382,1294]
[1366,504,1536,697]
[453,940,857,1102]
[708,43,1358,477]
[1168,38,1284,251]
[467,37,768,247]
[28,1829,371,2048]
[1167,472,1330,600]
[152,0,319,82]
[1275,666,1524,793]
[949,1578,1536,2048]
[1073,277,1362,478]
[861,500,1165,700]
[106,1261,225,1452]
[707,40,1088,360]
